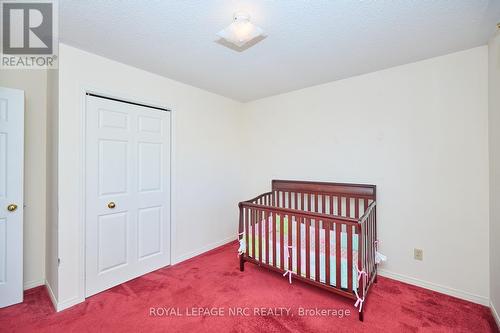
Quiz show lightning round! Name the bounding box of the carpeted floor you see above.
[0,242,498,332]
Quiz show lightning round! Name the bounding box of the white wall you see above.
[0,69,47,290]
[41,43,493,312]
[45,68,59,302]
[489,31,500,326]
[54,44,244,309]
[241,47,490,304]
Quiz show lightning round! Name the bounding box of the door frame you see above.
[77,86,175,304]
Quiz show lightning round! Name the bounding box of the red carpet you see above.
[0,242,498,332]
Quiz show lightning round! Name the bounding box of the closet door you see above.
[0,87,24,308]
[85,95,171,297]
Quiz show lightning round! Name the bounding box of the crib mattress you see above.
[247,216,359,290]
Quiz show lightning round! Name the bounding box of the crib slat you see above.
[325,220,330,285]
[265,211,269,264]
[297,216,302,276]
[370,211,375,277]
[259,210,263,262]
[358,223,364,301]
[374,208,377,273]
[370,212,375,277]
[367,213,371,279]
[272,213,277,266]
[366,213,370,277]
[355,198,359,219]
[347,224,353,291]
[322,195,326,214]
[315,219,320,282]
[374,206,377,273]
[280,214,285,270]
[315,194,319,213]
[335,223,341,288]
[346,197,351,218]
[252,209,256,258]
[245,208,249,255]
[337,196,342,216]
[288,215,293,270]
[305,218,310,279]
[308,193,312,212]
[288,191,292,209]
[330,195,334,215]
[294,192,298,210]
[301,192,304,210]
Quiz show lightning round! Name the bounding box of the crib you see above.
[238,180,377,321]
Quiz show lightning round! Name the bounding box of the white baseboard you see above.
[45,280,57,311]
[24,279,45,290]
[56,296,85,312]
[44,280,84,312]
[48,237,235,312]
[173,235,235,264]
[378,269,489,306]
[491,300,500,330]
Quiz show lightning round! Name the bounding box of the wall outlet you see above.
[414,248,423,261]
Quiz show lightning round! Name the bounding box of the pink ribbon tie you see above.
[237,232,245,257]
[354,263,367,312]
[354,287,365,312]
[282,246,295,284]
[355,263,367,282]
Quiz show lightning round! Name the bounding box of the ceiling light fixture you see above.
[217,12,264,47]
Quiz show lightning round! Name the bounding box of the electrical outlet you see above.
[414,248,423,261]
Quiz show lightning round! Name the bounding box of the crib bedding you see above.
[248,216,359,289]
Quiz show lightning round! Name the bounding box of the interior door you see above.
[0,87,24,308]
[85,95,171,297]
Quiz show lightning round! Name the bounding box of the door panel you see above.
[138,115,162,134]
[86,95,170,297]
[99,109,129,130]
[138,206,162,259]
[0,88,24,308]
[99,139,128,196]
[138,142,162,192]
[0,133,6,197]
[0,218,6,282]
[98,212,128,273]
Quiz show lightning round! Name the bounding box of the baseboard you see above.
[45,280,57,311]
[24,279,45,290]
[173,235,236,264]
[56,296,85,312]
[48,237,235,312]
[378,269,489,306]
[491,300,500,330]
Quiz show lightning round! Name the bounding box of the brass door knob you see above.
[7,204,18,212]
[107,202,116,209]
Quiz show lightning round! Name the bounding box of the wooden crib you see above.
[238,180,377,321]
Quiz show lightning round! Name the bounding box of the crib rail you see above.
[238,180,377,321]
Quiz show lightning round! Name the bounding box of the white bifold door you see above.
[85,95,171,297]
[0,87,24,308]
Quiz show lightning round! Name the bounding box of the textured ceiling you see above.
[60,1,500,102]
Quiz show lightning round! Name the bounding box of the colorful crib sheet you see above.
[247,215,359,290]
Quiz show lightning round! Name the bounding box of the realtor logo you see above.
[1,0,58,68]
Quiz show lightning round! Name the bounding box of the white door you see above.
[0,87,24,308]
[85,95,171,297]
